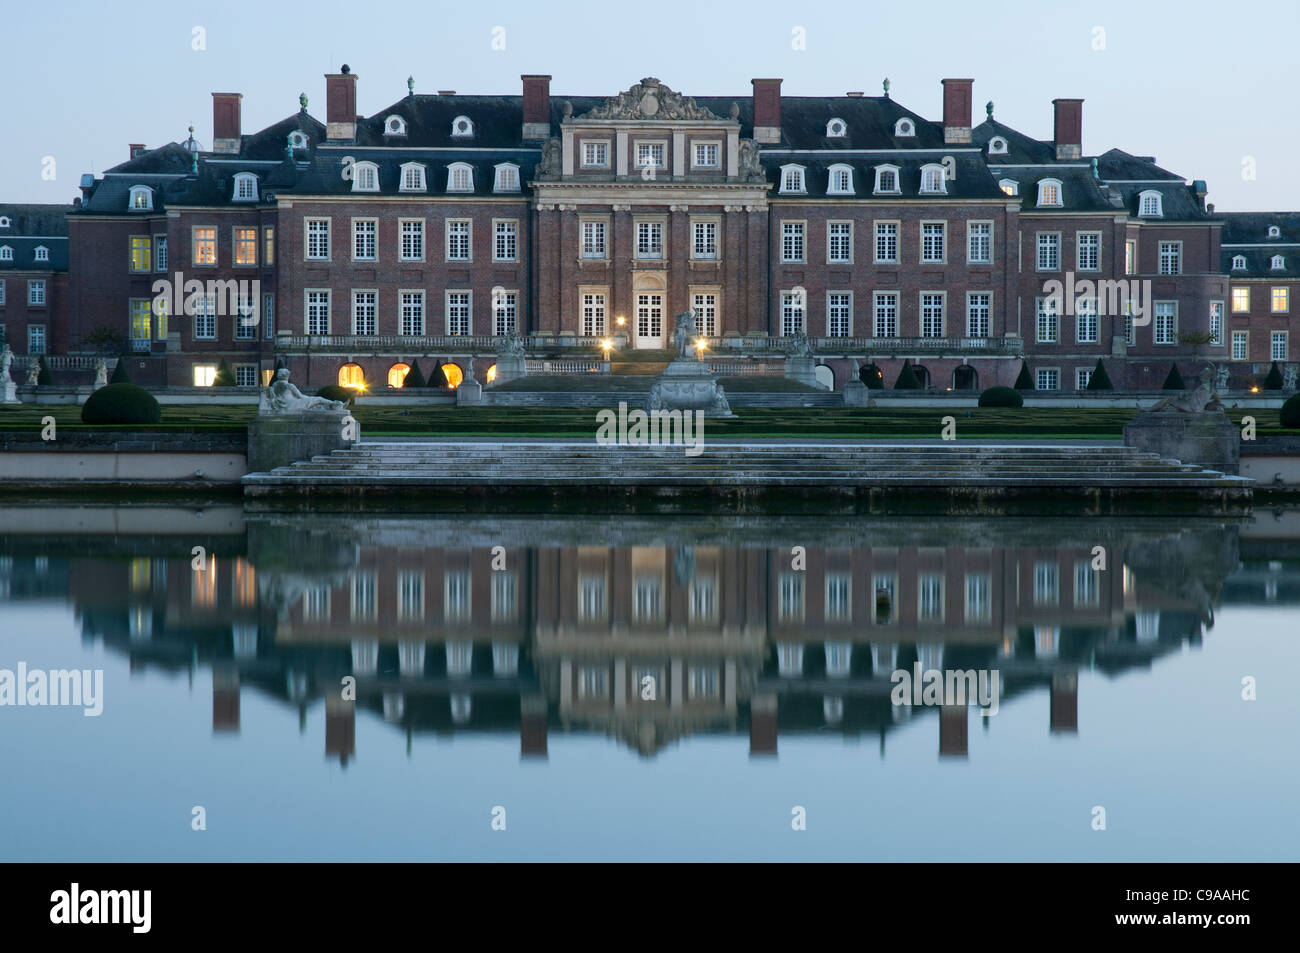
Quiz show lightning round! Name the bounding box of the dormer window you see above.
[894,118,915,137]
[493,163,520,192]
[0,216,10,228]
[1271,255,1286,270]
[826,118,847,137]
[827,164,853,195]
[1268,225,1281,238]
[451,115,474,137]
[447,162,473,192]
[779,165,806,194]
[384,115,408,136]
[988,136,1008,155]
[1000,179,1018,196]
[873,165,900,194]
[287,131,308,150]
[0,246,12,261]
[34,246,49,262]
[232,172,258,202]
[919,164,946,194]
[1232,255,1247,271]
[399,162,426,192]
[1138,190,1163,217]
[1036,178,1063,207]
[128,185,153,211]
[351,161,379,192]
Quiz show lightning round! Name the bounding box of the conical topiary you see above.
[405,360,426,388]
[1013,360,1034,390]
[213,359,236,387]
[1264,361,1284,390]
[861,363,884,389]
[110,359,131,384]
[893,359,921,390]
[1085,358,1113,390]
[1161,363,1185,390]
[37,356,53,385]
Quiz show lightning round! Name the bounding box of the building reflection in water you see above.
[0,511,1256,763]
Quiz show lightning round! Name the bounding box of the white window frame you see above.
[827,291,852,337]
[1154,301,1178,345]
[920,221,945,263]
[635,140,667,170]
[967,221,992,264]
[827,164,854,195]
[446,290,472,336]
[399,218,425,262]
[827,221,852,264]
[1036,297,1059,343]
[1036,178,1063,207]
[399,289,425,336]
[446,219,472,261]
[305,217,330,261]
[305,289,330,335]
[399,162,426,192]
[351,218,378,261]
[384,115,407,136]
[128,185,153,210]
[581,218,608,260]
[1158,240,1182,276]
[874,221,899,263]
[1231,330,1248,361]
[779,164,806,194]
[919,164,946,195]
[1036,232,1061,272]
[1232,255,1247,271]
[692,141,720,169]
[1077,231,1101,271]
[232,173,258,202]
[874,291,899,338]
[493,219,518,262]
[635,219,665,260]
[1138,190,1163,217]
[351,161,379,192]
[1271,330,1289,361]
[1271,255,1285,271]
[781,221,806,263]
[691,219,719,261]
[874,165,900,194]
[966,292,991,338]
[826,118,847,137]
[451,115,474,137]
[493,162,520,193]
[988,136,1008,155]
[581,140,610,168]
[446,162,474,193]
[894,118,915,137]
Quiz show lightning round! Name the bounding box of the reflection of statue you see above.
[647,381,663,411]
[1147,364,1221,414]
[258,368,347,415]
[672,311,698,357]
[738,139,762,180]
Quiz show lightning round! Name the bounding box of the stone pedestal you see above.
[843,378,869,407]
[456,378,483,405]
[2,381,18,405]
[1123,411,1239,474]
[649,359,735,416]
[785,353,818,388]
[493,353,526,386]
[247,412,358,473]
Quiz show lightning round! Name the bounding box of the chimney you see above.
[522,74,552,140]
[941,78,973,144]
[211,93,242,154]
[128,143,145,160]
[751,78,782,144]
[325,65,359,141]
[1053,98,1083,160]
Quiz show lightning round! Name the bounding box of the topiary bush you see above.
[1013,360,1034,390]
[860,363,884,389]
[213,359,236,387]
[1162,363,1185,390]
[1264,361,1284,390]
[1281,393,1300,429]
[405,360,426,388]
[316,384,354,403]
[80,383,161,425]
[978,386,1024,408]
[37,356,53,385]
[109,359,131,384]
[893,359,921,390]
[1085,359,1113,390]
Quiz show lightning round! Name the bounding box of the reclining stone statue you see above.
[258,368,348,415]
[1145,363,1223,414]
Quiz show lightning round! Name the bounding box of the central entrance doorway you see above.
[636,293,663,348]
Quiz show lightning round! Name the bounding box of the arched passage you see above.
[440,363,464,389]
[814,364,835,391]
[485,363,498,384]
[388,363,411,388]
[912,365,931,389]
[953,365,978,390]
[338,363,364,389]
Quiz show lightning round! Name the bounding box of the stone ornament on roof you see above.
[536,138,562,180]
[577,78,726,122]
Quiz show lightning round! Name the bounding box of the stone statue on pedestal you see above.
[94,358,108,389]
[672,310,698,358]
[1146,364,1222,415]
[1215,364,1230,390]
[1285,365,1298,392]
[0,344,19,404]
[258,368,347,415]
[25,361,40,387]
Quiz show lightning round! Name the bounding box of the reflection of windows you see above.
[399,641,425,676]
[633,574,663,622]
[965,573,991,622]
[446,641,473,676]
[232,557,256,607]
[633,666,663,703]
[825,573,851,622]
[824,642,852,677]
[129,606,152,642]
[233,623,258,658]
[398,571,424,620]
[873,573,896,624]
[129,557,151,592]
[1135,610,1160,643]
[351,640,379,675]
[690,576,717,622]
[492,642,518,676]
[1074,561,1099,606]
[578,573,606,622]
[918,573,944,621]
[351,572,377,620]
[304,586,330,621]
[688,665,720,700]
[578,665,609,699]
[778,573,805,621]
[776,642,804,677]
[192,556,218,608]
[1034,626,1059,659]
[491,571,517,621]
[450,694,472,723]
[1033,561,1059,605]
[444,571,471,622]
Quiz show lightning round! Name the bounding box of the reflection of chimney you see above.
[1053,98,1083,160]
[211,93,242,154]
[1050,672,1079,733]
[213,666,240,733]
[751,78,782,144]
[326,695,356,765]
[750,692,778,756]
[521,74,551,141]
[941,78,973,144]
[325,65,359,142]
[520,695,548,758]
[939,704,968,757]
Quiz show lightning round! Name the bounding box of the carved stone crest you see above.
[578,78,724,122]
[738,139,764,181]
[536,138,562,180]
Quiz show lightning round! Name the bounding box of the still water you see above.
[2,503,1297,862]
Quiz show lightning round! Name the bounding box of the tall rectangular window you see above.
[27,325,45,355]
[494,221,518,262]
[234,227,257,265]
[921,223,945,263]
[400,291,425,336]
[1158,241,1181,276]
[920,293,944,337]
[446,220,471,261]
[193,295,216,339]
[1076,298,1099,343]
[27,280,46,306]
[967,292,990,337]
[352,291,377,335]
[1077,232,1100,270]
[582,221,606,259]
[1036,369,1059,391]
[875,222,898,263]
[874,292,898,338]
[1037,233,1060,271]
[306,290,330,335]
[493,291,517,336]
[1125,239,1137,275]
[1272,331,1289,361]
[967,222,992,263]
[1210,301,1224,345]
[263,227,274,265]
[693,221,718,259]
[400,220,424,261]
[352,220,377,260]
[129,236,152,272]
[781,222,805,262]
[581,292,607,336]
[155,236,168,271]
[780,291,804,336]
[827,292,851,337]
[692,292,718,337]
[235,297,256,339]
[1154,302,1177,344]
[192,227,216,265]
[1231,287,1250,313]
[1231,330,1248,361]
[263,293,274,340]
[446,291,471,335]
[305,219,330,260]
[1272,287,1290,313]
[636,221,663,259]
[1036,298,1059,343]
[129,299,152,343]
[828,222,852,263]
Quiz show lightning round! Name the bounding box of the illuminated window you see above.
[128,186,153,210]
[1271,287,1289,313]
[263,228,273,264]
[129,236,152,272]
[129,557,152,592]
[192,364,217,387]
[440,363,463,389]
[338,363,364,389]
[233,557,256,607]
[486,364,497,383]
[1231,287,1250,313]
[388,363,411,388]
[1036,179,1062,207]
[192,227,216,265]
[234,227,257,265]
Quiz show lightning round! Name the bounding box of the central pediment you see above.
[575,78,727,122]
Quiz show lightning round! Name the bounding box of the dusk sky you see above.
[7,0,1299,210]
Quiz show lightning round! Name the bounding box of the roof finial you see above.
[986,100,994,119]
[187,125,198,173]
[299,92,308,112]
[882,77,890,98]
[407,75,414,96]
[1091,156,1100,179]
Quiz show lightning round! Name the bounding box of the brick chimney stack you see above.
[941,78,973,144]
[751,78,782,144]
[1053,98,1083,160]
[128,143,145,161]
[211,93,242,154]
[522,74,552,140]
[325,65,359,141]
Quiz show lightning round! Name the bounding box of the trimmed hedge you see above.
[1264,361,1284,390]
[860,364,884,389]
[316,385,354,403]
[893,359,922,390]
[1281,393,1300,429]
[80,383,162,425]
[1013,361,1034,390]
[213,359,236,387]
[978,386,1024,408]
[1162,363,1185,390]
[37,356,53,386]
[1085,359,1113,390]
[405,360,427,388]
[109,359,131,384]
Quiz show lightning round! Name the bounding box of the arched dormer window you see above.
[999,179,1019,197]
[232,172,258,202]
[827,164,853,195]
[988,136,1008,155]
[1268,225,1281,238]
[128,185,153,211]
[34,246,49,262]
[0,246,13,261]
[874,164,900,194]
[384,115,407,136]
[1036,178,1063,207]
[287,130,308,150]
[399,162,426,192]
[919,164,946,194]
[0,216,10,228]
[779,164,806,194]
[1271,255,1285,270]
[451,115,474,138]
[351,161,379,192]
[1138,190,1163,217]
[826,117,847,138]
[894,118,915,137]
[446,162,474,192]
[1231,255,1247,270]
[493,162,520,192]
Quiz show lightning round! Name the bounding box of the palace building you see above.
[2,69,1295,392]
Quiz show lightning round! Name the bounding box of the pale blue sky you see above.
[7,0,1298,210]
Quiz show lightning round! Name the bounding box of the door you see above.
[636,293,663,348]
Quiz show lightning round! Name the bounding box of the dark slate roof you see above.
[1004,166,1122,214]
[972,117,1056,164]
[287,150,538,197]
[1107,181,1213,221]
[715,95,942,150]
[355,94,532,148]
[240,111,326,161]
[106,142,197,175]
[0,204,71,236]
[1222,247,1299,278]
[763,153,1006,200]
[1093,148,1182,181]
[0,205,71,271]
[1220,212,1300,244]
[77,173,189,214]
[1220,213,1300,277]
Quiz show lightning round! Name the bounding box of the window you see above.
[778,573,804,621]
[826,118,847,137]
[1036,297,1059,343]
[494,163,520,192]
[492,291,517,336]
[988,136,1008,155]
[233,227,257,265]
[451,115,474,137]
[193,294,216,339]
[581,141,609,167]
[636,221,664,259]
[1036,368,1059,391]
[235,296,256,338]
[192,227,217,265]
[827,164,853,194]
[288,131,308,150]
[1036,178,1062,207]
[235,364,257,387]
[1158,241,1181,275]
[692,292,718,336]
[0,280,5,305]
[1271,255,1286,270]
[1272,287,1289,313]
[27,280,45,306]
[919,574,944,622]
[1074,367,1092,391]
[874,165,899,193]
[920,165,946,194]
[305,290,330,335]
[400,219,424,261]
[827,222,851,263]
[1036,232,1060,271]
[1154,301,1177,345]
[261,228,272,266]
[129,236,152,272]
[1075,298,1098,343]
[1232,255,1247,271]
[1210,301,1224,345]
[192,364,216,387]
[494,220,518,262]
[968,222,992,264]
[920,293,944,338]
[154,236,167,271]
[446,163,473,192]
[26,324,44,354]
[1077,232,1100,271]
[1231,287,1250,313]
[894,118,914,136]
[384,115,407,136]
[636,142,666,169]
[446,291,471,335]
[874,292,898,337]
[779,165,805,193]
[967,293,990,337]
[1126,240,1138,275]
[34,246,49,262]
[693,142,719,168]
[232,173,258,201]
[1231,330,1248,361]
[874,222,898,263]
[129,299,152,343]
[263,293,274,339]
[780,291,805,336]
[352,291,377,335]
[582,220,607,259]
[400,291,425,336]
[999,179,1018,196]
[400,163,426,192]
[305,218,330,260]
[446,220,471,261]
[693,221,718,260]
[1138,191,1163,217]
[1272,331,1289,361]
[581,292,607,336]
[921,222,945,263]
[352,219,377,260]
[781,222,805,262]
[1268,225,1282,238]
[827,292,851,337]
[128,186,153,210]
[351,161,379,192]
[1123,303,1136,347]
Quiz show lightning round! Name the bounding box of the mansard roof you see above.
[240,111,326,160]
[1092,148,1182,181]
[287,149,538,197]
[1220,211,1300,244]
[0,204,71,270]
[764,153,1006,200]
[972,117,1056,164]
